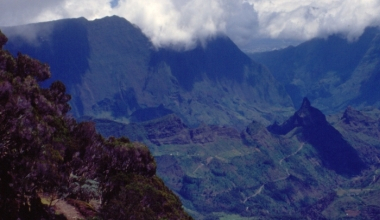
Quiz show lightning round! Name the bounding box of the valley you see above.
[91,99,380,219]
[2,16,380,219]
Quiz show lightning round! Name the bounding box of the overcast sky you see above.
[1,0,380,49]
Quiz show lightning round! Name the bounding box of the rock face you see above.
[268,97,327,135]
[92,114,241,146]
[333,106,380,165]
[341,106,379,129]
[3,16,293,128]
[341,107,380,142]
[143,115,192,146]
[268,97,366,176]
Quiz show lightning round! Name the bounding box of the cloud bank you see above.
[1,0,380,49]
[252,0,380,41]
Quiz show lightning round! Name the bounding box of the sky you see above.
[1,0,380,50]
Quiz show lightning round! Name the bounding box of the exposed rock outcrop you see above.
[268,98,366,176]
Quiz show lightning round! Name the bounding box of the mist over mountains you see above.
[3,16,293,128]
[3,0,380,51]
[250,26,380,112]
[2,15,380,219]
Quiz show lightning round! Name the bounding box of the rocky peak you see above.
[268,97,326,134]
[341,106,368,125]
[268,98,366,176]
[339,106,380,139]
[295,97,327,127]
[301,97,311,108]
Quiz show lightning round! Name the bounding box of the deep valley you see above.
[2,16,380,219]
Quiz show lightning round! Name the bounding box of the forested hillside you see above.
[0,30,191,220]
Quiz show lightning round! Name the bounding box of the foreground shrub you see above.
[0,30,191,220]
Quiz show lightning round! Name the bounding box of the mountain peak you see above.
[268,99,366,176]
[342,106,358,124]
[341,106,378,128]
[301,97,311,109]
[267,98,322,134]
[295,97,327,127]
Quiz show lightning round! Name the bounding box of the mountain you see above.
[240,38,302,53]
[249,27,380,113]
[268,98,366,177]
[91,98,380,219]
[4,16,380,219]
[2,16,293,128]
[0,31,191,219]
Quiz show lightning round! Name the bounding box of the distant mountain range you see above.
[2,16,380,219]
[240,38,302,53]
[2,16,293,129]
[250,27,380,113]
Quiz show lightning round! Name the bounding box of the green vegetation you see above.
[93,101,380,219]
[0,30,191,220]
[3,17,380,220]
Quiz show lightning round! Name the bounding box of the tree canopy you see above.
[0,30,191,220]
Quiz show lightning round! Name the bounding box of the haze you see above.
[1,0,380,49]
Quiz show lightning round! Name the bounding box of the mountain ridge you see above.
[3,15,294,128]
[3,16,380,219]
[250,27,380,113]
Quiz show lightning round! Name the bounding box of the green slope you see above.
[92,100,380,219]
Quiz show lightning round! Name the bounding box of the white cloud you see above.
[0,0,112,26]
[0,0,62,26]
[1,0,380,49]
[224,1,258,47]
[113,0,227,49]
[251,0,380,41]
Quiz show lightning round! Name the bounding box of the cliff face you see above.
[3,16,293,128]
[92,114,241,146]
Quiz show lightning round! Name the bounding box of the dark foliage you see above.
[0,30,191,220]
